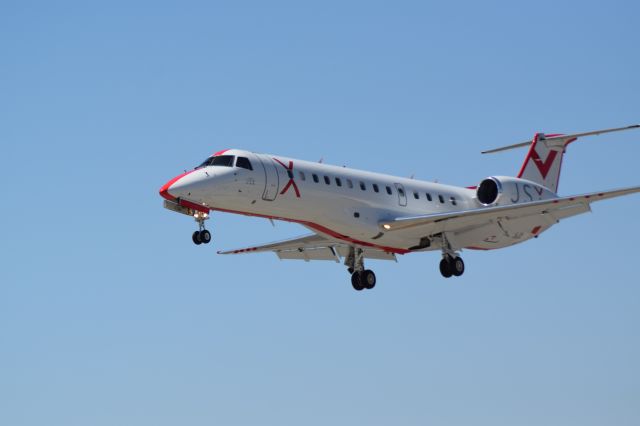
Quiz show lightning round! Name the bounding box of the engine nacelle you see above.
[475,176,556,206]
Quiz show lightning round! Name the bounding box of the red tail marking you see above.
[529,148,558,179]
[273,158,301,198]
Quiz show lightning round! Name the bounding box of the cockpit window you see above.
[212,155,235,167]
[236,157,253,170]
[196,155,235,169]
[196,157,214,169]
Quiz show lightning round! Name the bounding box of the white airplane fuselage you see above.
[160,149,558,253]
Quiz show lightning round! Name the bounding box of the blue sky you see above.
[2,1,639,425]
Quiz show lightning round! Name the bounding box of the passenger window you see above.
[426,193,432,201]
[299,171,306,181]
[324,176,331,185]
[347,179,354,189]
[236,157,253,170]
[398,187,405,197]
[359,181,366,191]
[386,186,393,195]
[372,184,379,193]
[450,196,457,206]
[438,195,445,203]
[312,174,319,183]
[335,177,342,187]
[413,191,419,199]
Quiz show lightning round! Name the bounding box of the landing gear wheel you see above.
[192,231,202,245]
[351,272,364,291]
[439,257,452,278]
[451,257,465,277]
[362,269,376,289]
[199,230,212,244]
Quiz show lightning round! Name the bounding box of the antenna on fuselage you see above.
[318,157,324,163]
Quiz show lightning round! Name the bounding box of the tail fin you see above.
[516,132,573,193]
[482,124,639,193]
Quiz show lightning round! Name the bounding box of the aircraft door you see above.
[395,183,407,207]
[257,155,279,201]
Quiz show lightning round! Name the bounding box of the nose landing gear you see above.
[191,211,212,245]
[192,229,211,245]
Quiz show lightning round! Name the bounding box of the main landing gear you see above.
[437,233,464,278]
[191,211,212,245]
[439,255,465,278]
[345,247,376,291]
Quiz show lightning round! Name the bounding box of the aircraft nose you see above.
[159,171,194,201]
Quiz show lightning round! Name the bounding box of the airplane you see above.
[159,124,640,291]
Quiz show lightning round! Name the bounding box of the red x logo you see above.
[273,158,301,198]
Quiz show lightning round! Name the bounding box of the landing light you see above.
[383,224,391,230]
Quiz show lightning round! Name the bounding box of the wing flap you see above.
[335,246,397,261]
[276,247,339,262]
[547,202,591,221]
[217,234,327,254]
[218,233,397,262]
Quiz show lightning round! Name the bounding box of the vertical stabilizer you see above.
[516,133,574,193]
[481,124,639,194]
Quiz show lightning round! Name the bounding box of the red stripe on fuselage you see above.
[159,170,196,201]
[208,205,410,254]
[159,171,210,213]
[179,199,210,214]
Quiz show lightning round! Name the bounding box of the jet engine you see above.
[475,176,555,206]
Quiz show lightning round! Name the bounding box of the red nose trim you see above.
[159,170,194,201]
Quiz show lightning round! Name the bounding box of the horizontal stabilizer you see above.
[482,124,639,154]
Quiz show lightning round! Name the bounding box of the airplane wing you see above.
[380,185,640,235]
[218,233,397,262]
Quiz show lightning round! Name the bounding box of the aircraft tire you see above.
[362,269,376,289]
[192,231,202,245]
[200,230,212,244]
[439,258,452,278]
[451,257,465,277]
[351,272,364,291]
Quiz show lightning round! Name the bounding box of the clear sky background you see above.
[2,1,639,425]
